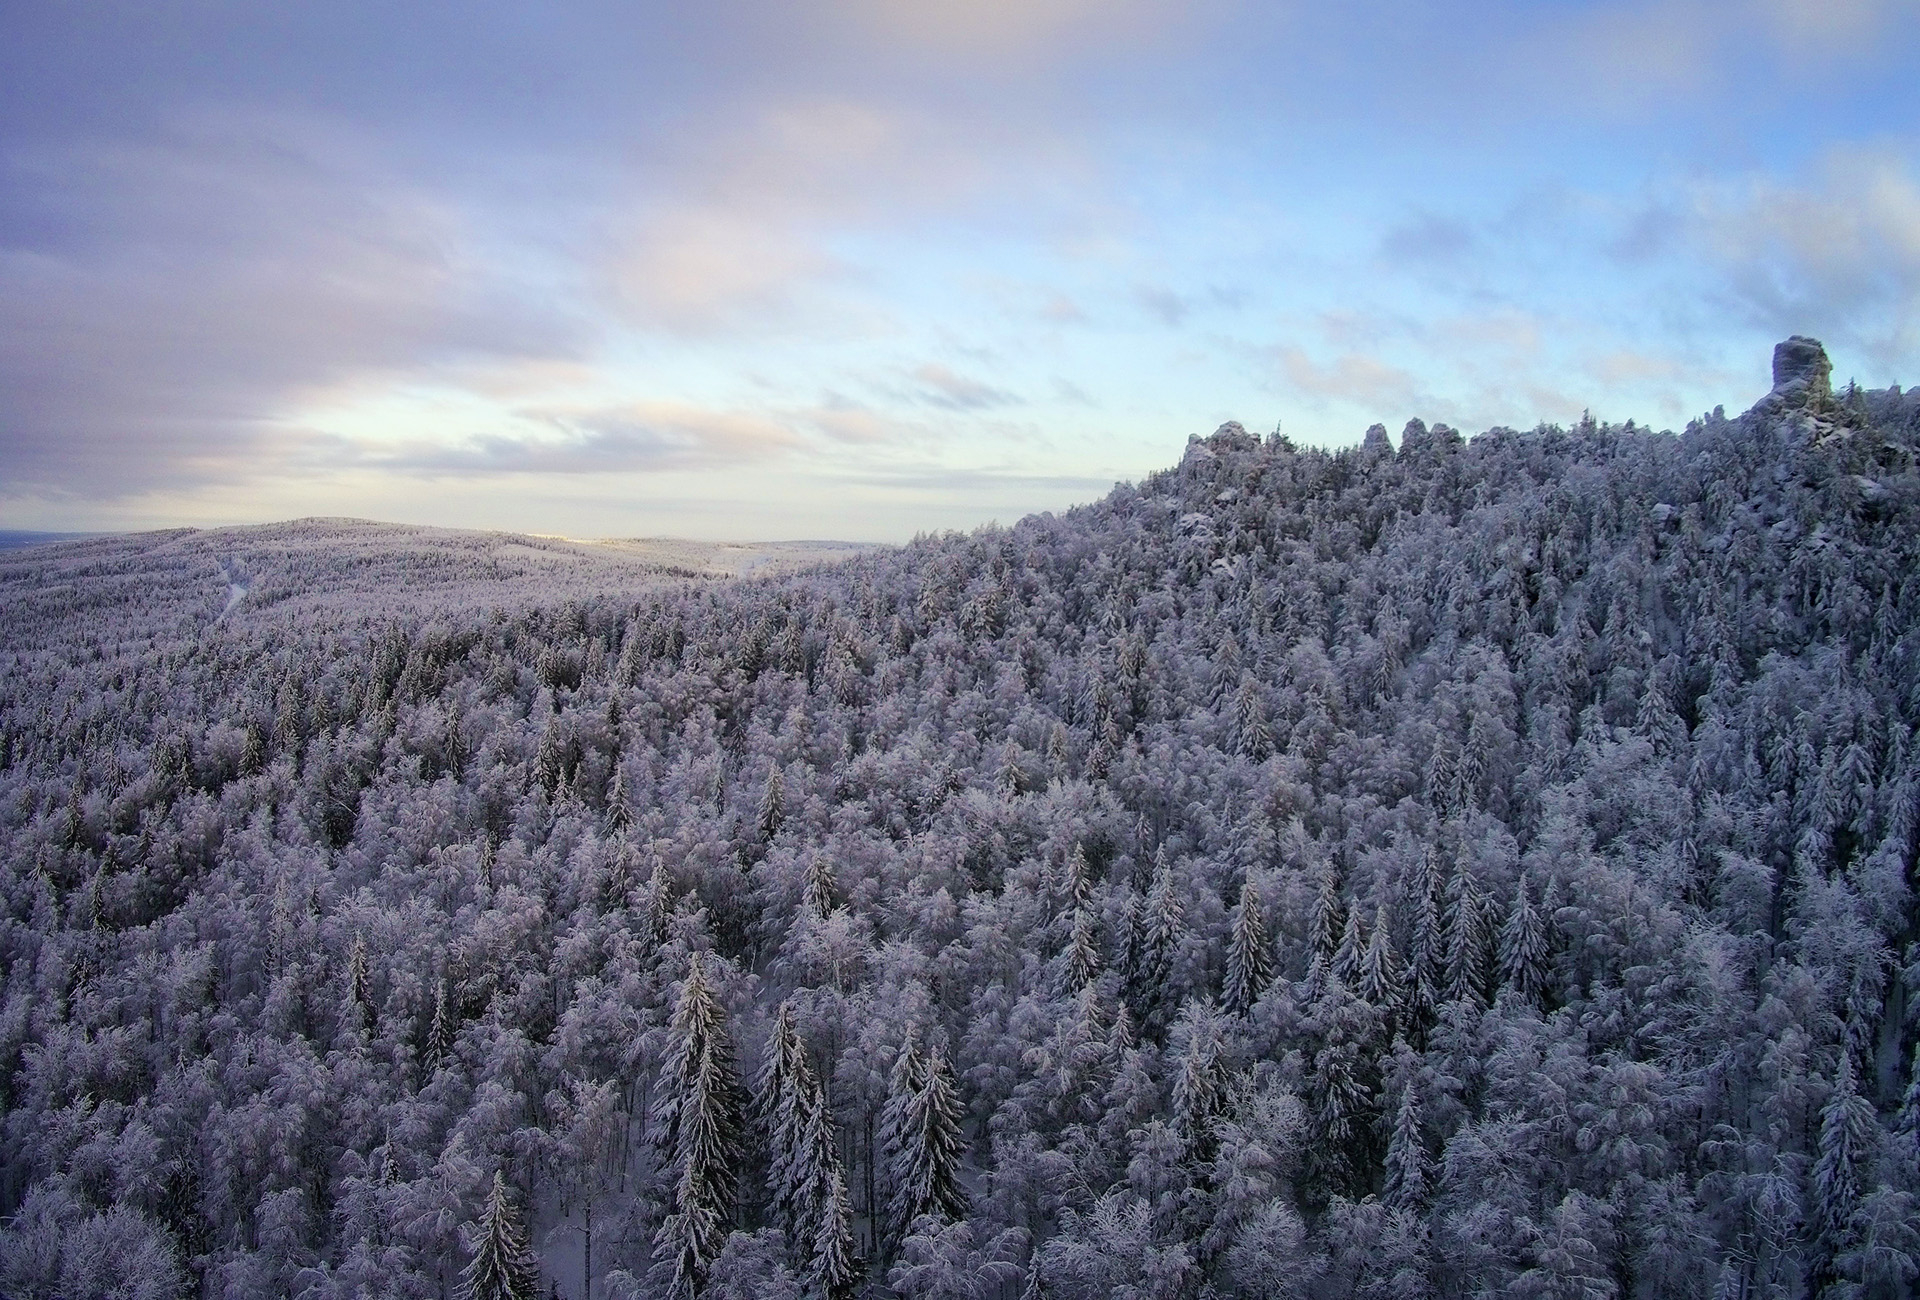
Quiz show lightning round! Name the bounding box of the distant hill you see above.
[0,530,98,550]
[2,339,1917,1299]
[0,518,878,658]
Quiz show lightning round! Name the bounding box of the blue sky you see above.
[3,0,1916,540]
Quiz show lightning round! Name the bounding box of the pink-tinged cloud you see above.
[1273,346,1425,411]
[379,401,807,476]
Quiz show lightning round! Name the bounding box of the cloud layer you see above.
[1,1,1916,537]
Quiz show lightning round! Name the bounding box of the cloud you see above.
[910,363,1018,411]
[802,399,907,445]
[1272,345,1425,410]
[1689,147,1920,363]
[1137,286,1191,327]
[834,0,1198,65]
[602,98,1036,332]
[1379,212,1477,265]
[611,205,842,330]
[1531,0,1917,104]
[378,401,805,476]
[0,114,581,496]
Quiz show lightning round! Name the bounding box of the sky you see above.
[3,1,1917,542]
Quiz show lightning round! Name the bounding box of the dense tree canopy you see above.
[3,358,1920,1298]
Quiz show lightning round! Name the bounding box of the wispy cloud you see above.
[910,363,1018,411]
[0,114,581,494]
[1271,346,1425,410]
[1687,147,1920,364]
[356,402,807,477]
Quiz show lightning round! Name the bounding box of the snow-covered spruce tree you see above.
[1171,999,1229,1169]
[758,766,784,842]
[1382,1075,1428,1211]
[759,1001,818,1247]
[1223,877,1271,1016]
[346,932,372,1035]
[1062,841,1093,914]
[652,953,747,1299]
[886,1042,967,1246]
[801,1089,860,1300]
[462,1171,540,1300]
[1332,907,1366,987]
[1356,904,1403,1019]
[1811,1054,1875,1294]
[424,973,453,1070]
[879,1038,927,1250]
[1445,867,1495,1009]
[1133,851,1187,1038]
[1406,848,1448,1033]
[1063,905,1101,994]
[1499,872,1549,1008]
[802,854,836,920]
[1309,861,1344,970]
[1234,674,1272,760]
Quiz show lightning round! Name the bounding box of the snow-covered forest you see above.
[4,339,1920,1299]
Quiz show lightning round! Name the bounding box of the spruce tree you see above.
[803,854,837,919]
[758,767,785,841]
[1446,868,1495,1008]
[1332,906,1366,986]
[462,1171,540,1300]
[1407,848,1448,1029]
[760,1001,818,1245]
[1234,675,1272,760]
[1812,1054,1875,1293]
[1062,842,1093,913]
[607,761,633,831]
[1357,903,1403,1017]
[887,1042,966,1240]
[1382,1075,1428,1211]
[425,975,453,1069]
[1136,852,1187,1036]
[1898,1040,1920,1153]
[652,954,746,1299]
[347,933,372,1034]
[1223,877,1272,1016]
[878,1037,925,1248]
[1064,906,1101,994]
[1309,861,1344,968]
[802,1092,859,1300]
[1499,872,1550,1007]
[1171,1000,1227,1167]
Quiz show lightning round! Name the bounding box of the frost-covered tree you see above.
[1064,906,1101,994]
[462,1172,540,1300]
[1382,1074,1428,1211]
[653,954,747,1298]
[886,1042,967,1240]
[1499,872,1550,1008]
[1357,904,1404,1017]
[1811,1054,1875,1293]
[1223,877,1271,1015]
[1446,867,1496,1008]
[760,1001,819,1244]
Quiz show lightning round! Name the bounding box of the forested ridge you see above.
[4,340,1920,1299]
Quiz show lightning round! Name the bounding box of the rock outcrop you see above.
[1771,335,1832,404]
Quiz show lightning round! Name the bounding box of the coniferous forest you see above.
[3,339,1920,1299]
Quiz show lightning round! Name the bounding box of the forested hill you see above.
[4,338,1920,1299]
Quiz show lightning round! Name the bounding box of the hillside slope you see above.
[3,340,1919,1298]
